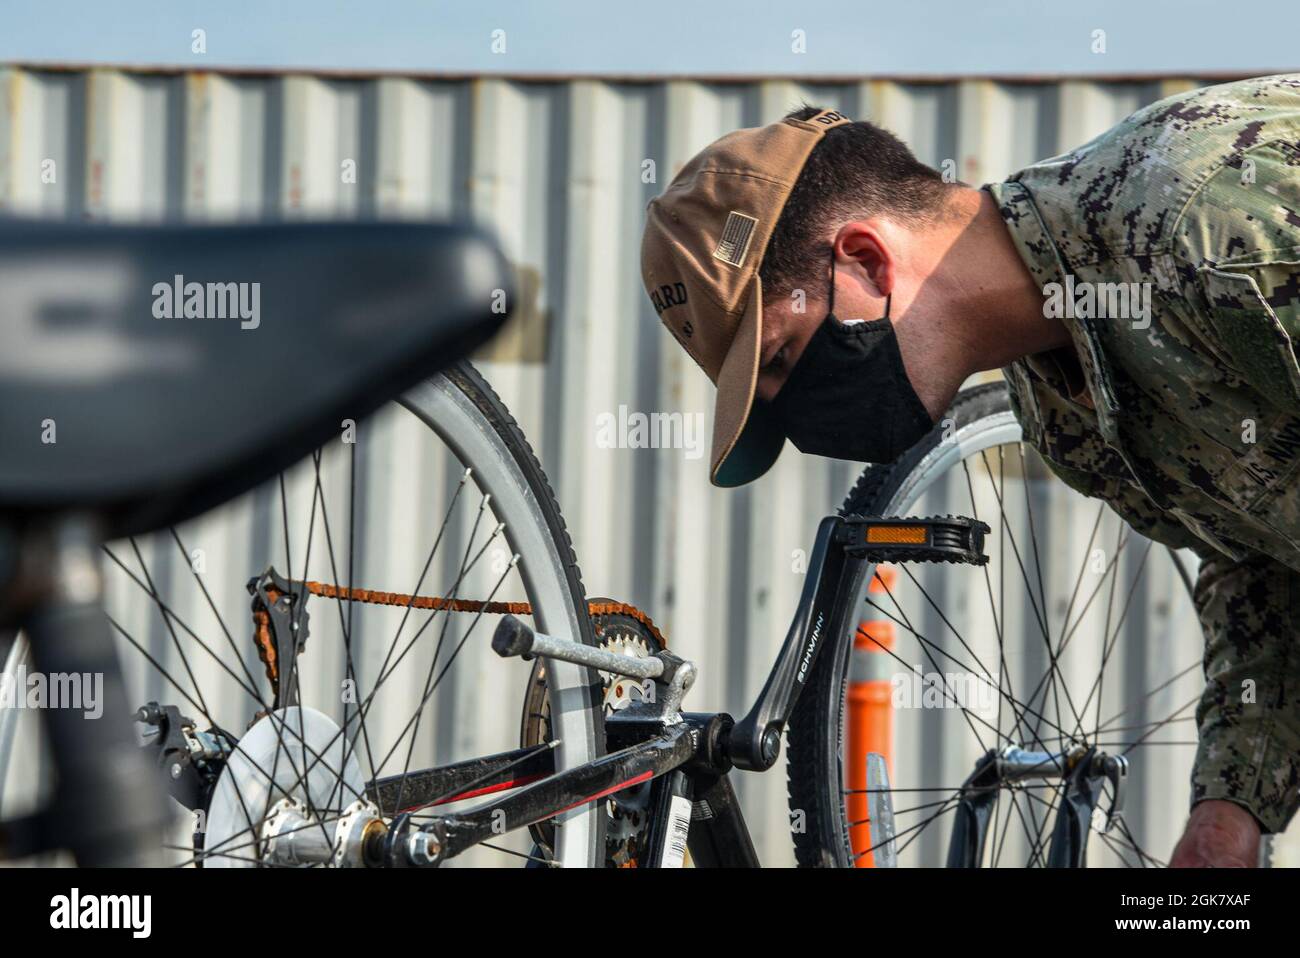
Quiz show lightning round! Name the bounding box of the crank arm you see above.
[492,615,696,721]
[728,514,988,773]
[492,615,667,679]
[727,517,849,771]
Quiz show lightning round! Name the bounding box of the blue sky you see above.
[1,0,1296,77]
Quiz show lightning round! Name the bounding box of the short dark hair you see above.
[759,105,954,299]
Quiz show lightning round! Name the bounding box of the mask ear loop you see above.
[827,246,837,316]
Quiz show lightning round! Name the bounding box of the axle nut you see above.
[407,828,442,866]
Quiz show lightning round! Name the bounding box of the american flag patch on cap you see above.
[712,211,758,267]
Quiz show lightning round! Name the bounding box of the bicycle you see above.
[0,217,605,865]
[0,219,1211,867]
[468,382,1206,869]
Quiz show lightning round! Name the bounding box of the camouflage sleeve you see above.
[1190,549,1300,834]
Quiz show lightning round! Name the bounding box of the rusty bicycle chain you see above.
[252,580,667,687]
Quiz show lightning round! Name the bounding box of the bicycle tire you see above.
[0,361,607,867]
[787,382,1204,868]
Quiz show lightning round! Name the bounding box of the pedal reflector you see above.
[864,524,927,545]
[866,752,899,868]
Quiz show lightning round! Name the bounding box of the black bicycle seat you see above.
[0,217,513,538]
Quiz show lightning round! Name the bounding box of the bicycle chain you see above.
[301,581,666,645]
[251,578,667,692]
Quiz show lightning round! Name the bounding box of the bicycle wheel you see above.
[788,382,1208,868]
[0,361,605,868]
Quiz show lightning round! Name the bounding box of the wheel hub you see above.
[202,706,369,867]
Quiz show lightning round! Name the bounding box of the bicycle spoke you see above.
[838,415,1202,869]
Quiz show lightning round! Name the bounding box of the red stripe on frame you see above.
[399,772,548,813]
[554,769,654,817]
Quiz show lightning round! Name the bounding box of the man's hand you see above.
[1170,800,1261,867]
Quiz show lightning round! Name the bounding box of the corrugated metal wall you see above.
[4,65,1290,866]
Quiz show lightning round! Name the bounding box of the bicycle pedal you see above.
[838,515,989,566]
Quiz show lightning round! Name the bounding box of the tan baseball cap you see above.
[640,108,852,487]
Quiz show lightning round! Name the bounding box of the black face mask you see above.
[768,254,934,464]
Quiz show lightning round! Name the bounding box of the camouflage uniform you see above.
[989,75,1300,834]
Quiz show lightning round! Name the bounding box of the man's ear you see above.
[835,222,894,299]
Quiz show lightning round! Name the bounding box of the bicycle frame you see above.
[2,507,1124,868]
[400,513,994,867]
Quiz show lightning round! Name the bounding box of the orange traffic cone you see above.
[847,566,896,867]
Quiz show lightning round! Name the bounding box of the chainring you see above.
[520,600,665,867]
